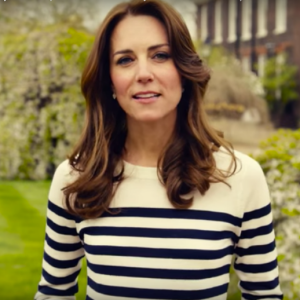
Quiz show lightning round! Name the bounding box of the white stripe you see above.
[235,269,279,282]
[77,216,240,234]
[84,235,233,251]
[38,277,77,291]
[47,208,76,229]
[46,225,80,244]
[242,213,272,230]
[86,286,149,300]
[85,253,233,270]
[236,253,277,265]
[86,285,227,300]
[238,232,275,248]
[42,259,81,277]
[87,268,228,290]
[44,242,84,260]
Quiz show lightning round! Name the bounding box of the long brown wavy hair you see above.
[63,0,237,219]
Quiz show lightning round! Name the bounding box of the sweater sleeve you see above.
[233,156,284,300]
[34,160,85,300]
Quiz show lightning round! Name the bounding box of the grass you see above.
[0,180,240,300]
[0,181,87,300]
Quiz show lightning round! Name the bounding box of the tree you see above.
[0,0,100,32]
[0,18,94,179]
[261,53,299,127]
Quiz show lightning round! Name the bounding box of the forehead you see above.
[110,15,169,51]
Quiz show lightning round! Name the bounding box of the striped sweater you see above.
[35,148,283,300]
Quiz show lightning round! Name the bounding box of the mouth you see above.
[132,93,161,100]
[132,92,161,104]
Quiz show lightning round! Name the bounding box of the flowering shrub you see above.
[252,129,300,299]
[0,25,94,179]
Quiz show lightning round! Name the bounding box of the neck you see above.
[123,114,177,167]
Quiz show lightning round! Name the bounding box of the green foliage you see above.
[58,27,95,69]
[252,129,300,299]
[0,22,94,179]
[261,53,299,113]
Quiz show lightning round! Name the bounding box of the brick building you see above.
[194,0,300,128]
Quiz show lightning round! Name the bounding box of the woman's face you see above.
[109,15,183,123]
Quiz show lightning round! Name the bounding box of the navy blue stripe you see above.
[240,277,279,291]
[46,234,82,252]
[81,226,238,241]
[234,259,278,273]
[84,245,234,260]
[102,207,241,226]
[240,222,273,239]
[88,262,231,280]
[243,204,271,222]
[242,292,283,300]
[38,285,77,296]
[44,251,83,269]
[47,218,78,236]
[88,277,228,300]
[234,241,275,257]
[48,200,81,222]
[42,268,80,285]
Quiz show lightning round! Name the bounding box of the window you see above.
[201,5,208,42]
[227,0,237,42]
[274,0,287,34]
[214,0,222,44]
[257,0,268,38]
[241,0,252,41]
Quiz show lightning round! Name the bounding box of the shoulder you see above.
[48,159,79,209]
[213,146,265,182]
[53,159,79,182]
[214,147,270,212]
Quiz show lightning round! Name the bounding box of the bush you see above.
[260,53,299,127]
[252,129,300,299]
[0,25,94,179]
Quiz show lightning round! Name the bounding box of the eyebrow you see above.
[113,43,170,56]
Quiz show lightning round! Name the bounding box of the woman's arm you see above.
[233,156,283,300]
[34,160,85,300]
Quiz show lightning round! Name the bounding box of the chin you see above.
[133,112,165,123]
[135,116,162,123]
[127,108,177,124]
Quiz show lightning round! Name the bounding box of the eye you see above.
[153,52,170,61]
[117,57,133,65]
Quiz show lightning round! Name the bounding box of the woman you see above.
[35,0,283,299]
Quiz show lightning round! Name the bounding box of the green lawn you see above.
[0,181,87,300]
[0,180,240,300]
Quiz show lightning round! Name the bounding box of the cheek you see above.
[111,71,131,96]
[163,69,182,94]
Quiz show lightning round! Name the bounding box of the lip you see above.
[133,91,160,97]
[132,91,161,104]
[132,95,160,104]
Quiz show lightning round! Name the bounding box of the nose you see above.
[135,60,154,83]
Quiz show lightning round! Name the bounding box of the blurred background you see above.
[0,0,299,299]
